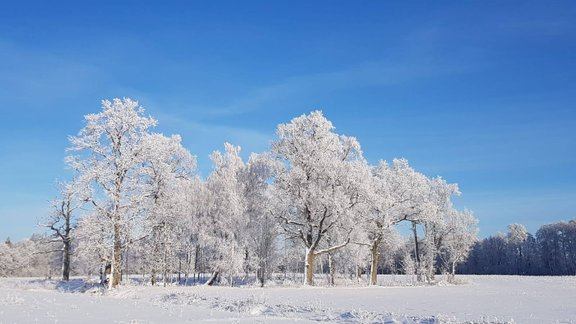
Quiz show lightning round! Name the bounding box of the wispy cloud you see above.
[157,112,271,144]
[0,40,105,108]
[154,112,272,175]
[195,58,467,116]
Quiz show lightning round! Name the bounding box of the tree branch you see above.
[314,237,351,256]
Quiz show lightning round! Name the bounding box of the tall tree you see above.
[272,111,366,285]
[421,176,460,281]
[359,160,405,285]
[537,220,576,275]
[507,223,529,274]
[241,153,279,287]
[67,98,157,288]
[139,133,196,285]
[386,159,432,281]
[203,143,247,285]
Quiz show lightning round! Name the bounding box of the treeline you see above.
[459,221,576,276]
[0,235,59,278]
[3,98,480,287]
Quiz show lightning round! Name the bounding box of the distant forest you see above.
[458,220,576,276]
[3,219,574,280]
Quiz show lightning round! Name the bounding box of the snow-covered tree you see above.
[507,223,529,244]
[0,240,17,277]
[42,179,90,281]
[385,159,432,280]
[357,160,400,285]
[537,221,576,275]
[178,177,207,283]
[376,227,404,274]
[0,235,60,278]
[439,209,478,279]
[67,98,157,288]
[271,111,367,285]
[203,143,247,285]
[139,133,196,285]
[421,176,460,281]
[506,223,529,274]
[241,153,280,286]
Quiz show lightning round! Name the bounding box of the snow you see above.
[0,275,575,323]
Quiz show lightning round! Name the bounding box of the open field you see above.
[0,275,575,323]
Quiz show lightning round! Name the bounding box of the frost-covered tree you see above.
[421,176,460,281]
[0,240,17,277]
[241,153,279,287]
[377,227,404,274]
[42,179,90,281]
[73,211,111,281]
[357,160,405,285]
[139,133,196,285]
[67,98,157,288]
[385,159,432,280]
[203,143,247,285]
[537,220,576,275]
[272,111,366,285]
[178,177,207,283]
[506,223,529,274]
[439,209,478,279]
[0,235,60,278]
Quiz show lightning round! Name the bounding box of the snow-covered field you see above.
[0,275,575,323]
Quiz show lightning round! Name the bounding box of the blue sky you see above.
[0,1,575,240]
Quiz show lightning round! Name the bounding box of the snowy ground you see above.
[0,275,575,323]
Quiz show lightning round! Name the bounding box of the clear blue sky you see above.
[1,1,575,240]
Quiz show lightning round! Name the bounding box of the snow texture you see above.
[0,275,575,323]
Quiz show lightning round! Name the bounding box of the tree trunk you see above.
[206,271,219,286]
[162,240,168,287]
[124,243,129,282]
[109,173,124,289]
[304,248,315,285]
[194,244,200,276]
[151,268,157,285]
[369,238,381,286]
[518,245,523,275]
[327,253,335,286]
[257,259,266,287]
[178,258,182,284]
[411,222,422,281]
[184,250,190,285]
[109,219,123,289]
[99,262,107,285]
[62,239,71,281]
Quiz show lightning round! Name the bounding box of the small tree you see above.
[42,180,89,281]
[440,209,478,280]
